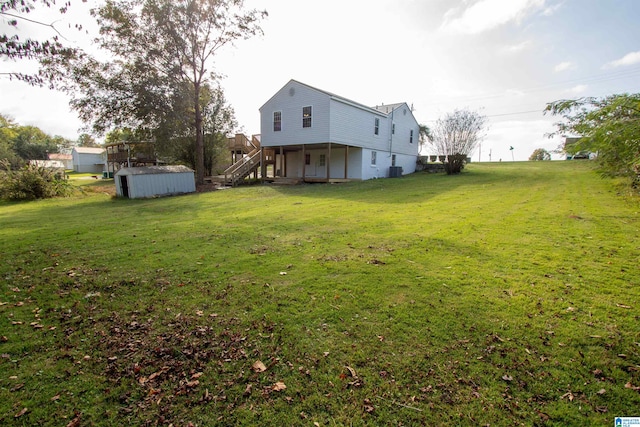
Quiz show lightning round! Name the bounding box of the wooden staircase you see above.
[223,135,261,186]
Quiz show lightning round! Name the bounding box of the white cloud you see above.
[440,0,546,34]
[603,51,640,69]
[553,61,574,72]
[501,40,533,54]
[542,2,563,16]
[564,84,588,95]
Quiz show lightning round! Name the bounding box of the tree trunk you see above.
[194,83,205,186]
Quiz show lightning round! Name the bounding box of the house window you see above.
[392,123,395,135]
[273,111,282,132]
[319,154,326,167]
[371,151,377,165]
[374,118,380,135]
[303,106,312,128]
[392,154,396,166]
[410,129,414,144]
[305,153,311,165]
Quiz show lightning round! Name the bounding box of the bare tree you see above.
[427,109,487,174]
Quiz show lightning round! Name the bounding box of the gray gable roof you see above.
[116,165,194,176]
[262,79,396,117]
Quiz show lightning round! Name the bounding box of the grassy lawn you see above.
[1,161,639,425]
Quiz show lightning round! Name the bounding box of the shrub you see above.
[0,161,72,201]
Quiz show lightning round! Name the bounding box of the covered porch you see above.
[260,142,360,183]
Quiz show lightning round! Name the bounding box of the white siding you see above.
[260,81,330,147]
[115,168,195,199]
[329,99,388,150]
[388,103,420,157]
[258,80,420,181]
[72,149,106,173]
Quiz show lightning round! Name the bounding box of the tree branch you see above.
[1,11,69,41]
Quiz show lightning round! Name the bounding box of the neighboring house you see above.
[259,80,420,181]
[48,153,73,170]
[115,165,196,199]
[564,137,594,160]
[29,160,65,169]
[72,147,106,173]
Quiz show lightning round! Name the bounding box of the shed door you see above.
[120,176,130,198]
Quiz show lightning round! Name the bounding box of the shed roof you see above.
[74,147,105,154]
[116,165,194,176]
[48,153,72,160]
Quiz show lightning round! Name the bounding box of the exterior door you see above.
[120,176,129,198]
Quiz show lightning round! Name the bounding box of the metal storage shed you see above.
[115,165,196,199]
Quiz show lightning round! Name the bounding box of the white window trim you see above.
[273,111,282,132]
[303,106,312,128]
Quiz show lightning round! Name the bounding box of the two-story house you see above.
[259,80,420,181]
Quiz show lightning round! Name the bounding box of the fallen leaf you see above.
[191,372,204,379]
[616,304,632,309]
[14,407,28,418]
[244,384,252,396]
[625,382,640,391]
[272,381,287,391]
[279,271,287,275]
[1,336,7,342]
[252,360,267,373]
[195,310,203,316]
[560,392,574,401]
[346,366,358,378]
[66,415,81,427]
[597,389,606,395]
[502,375,513,382]
[51,394,61,401]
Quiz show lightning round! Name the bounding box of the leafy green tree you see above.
[159,84,237,175]
[77,133,100,148]
[418,124,433,146]
[1,0,79,84]
[426,109,487,175]
[529,148,551,161]
[47,0,266,184]
[545,94,640,184]
[11,125,59,160]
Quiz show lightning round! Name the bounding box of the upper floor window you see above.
[410,129,414,144]
[303,106,312,128]
[392,123,395,135]
[374,118,380,135]
[273,111,282,132]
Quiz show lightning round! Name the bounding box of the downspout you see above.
[388,107,394,157]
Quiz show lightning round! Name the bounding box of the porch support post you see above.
[344,146,349,179]
[260,147,265,179]
[302,144,306,181]
[327,142,332,182]
[280,146,284,177]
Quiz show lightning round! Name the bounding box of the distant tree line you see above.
[0,114,70,169]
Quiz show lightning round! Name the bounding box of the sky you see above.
[2,0,640,161]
